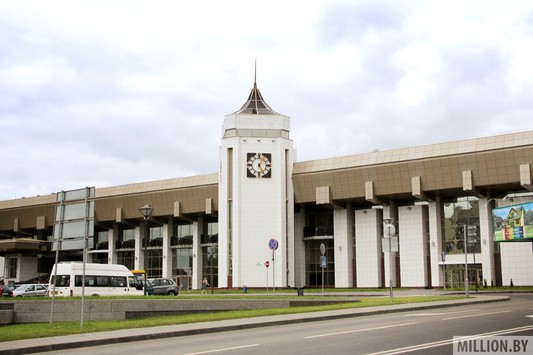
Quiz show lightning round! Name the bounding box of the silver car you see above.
[148,278,179,296]
[12,284,48,297]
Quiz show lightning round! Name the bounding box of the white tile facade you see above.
[355,209,382,287]
[398,205,428,287]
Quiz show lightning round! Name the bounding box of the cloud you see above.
[1,1,533,200]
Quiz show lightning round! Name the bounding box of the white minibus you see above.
[48,262,144,297]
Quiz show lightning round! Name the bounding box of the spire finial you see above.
[254,58,257,86]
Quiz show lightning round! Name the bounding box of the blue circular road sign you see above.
[268,238,279,251]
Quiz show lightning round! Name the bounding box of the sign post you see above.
[265,260,270,293]
[442,251,446,291]
[383,219,395,302]
[320,243,326,296]
[464,224,469,297]
[268,239,278,293]
[467,225,478,293]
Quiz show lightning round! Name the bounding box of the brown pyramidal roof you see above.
[233,64,278,115]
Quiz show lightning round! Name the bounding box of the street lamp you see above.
[139,204,154,296]
[208,243,215,295]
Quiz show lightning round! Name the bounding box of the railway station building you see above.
[1,80,533,290]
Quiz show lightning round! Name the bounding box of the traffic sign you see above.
[320,243,326,255]
[268,238,279,251]
[265,261,270,268]
[384,224,395,237]
[321,255,327,268]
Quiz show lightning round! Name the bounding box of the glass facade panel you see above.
[91,253,108,264]
[303,206,334,238]
[441,197,480,255]
[202,244,218,288]
[441,196,482,289]
[149,226,163,247]
[202,220,218,244]
[117,251,135,270]
[147,249,162,278]
[95,231,109,250]
[172,248,193,290]
[6,257,17,278]
[305,240,335,287]
[172,223,193,246]
[117,228,135,249]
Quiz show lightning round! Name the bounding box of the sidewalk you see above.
[0,293,509,355]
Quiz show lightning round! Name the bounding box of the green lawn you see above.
[0,295,464,342]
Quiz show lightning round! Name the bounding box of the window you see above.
[122,228,134,241]
[6,257,17,278]
[441,197,480,255]
[51,275,70,287]
[117,251,135,270]
[74,275,126,287]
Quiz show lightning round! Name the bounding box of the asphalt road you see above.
[41,294,533,355]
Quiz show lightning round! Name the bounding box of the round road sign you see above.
[268,238,279,251]
[384,224,396,237]
[265,261,270,268]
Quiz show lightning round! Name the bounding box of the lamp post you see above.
[139,204,154,296]
[208,243,215,295]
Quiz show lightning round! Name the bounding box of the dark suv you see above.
[149,278,179,296]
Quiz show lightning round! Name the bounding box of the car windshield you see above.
[14,285,27,291]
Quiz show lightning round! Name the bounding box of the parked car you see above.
[148,278,179,296]
[0,284,14,297]
[12,284,48,297]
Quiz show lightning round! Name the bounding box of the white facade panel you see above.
[334,206,354,288]
[355,209,381,287]
[398,205,428,287]
[500,242,533,286]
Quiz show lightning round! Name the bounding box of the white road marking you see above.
[183,344,260,354]
[402,309,480,317]
[403,313,444,316]
[366,325,533,355]
[304,322,417,339]
[443,310,512,320]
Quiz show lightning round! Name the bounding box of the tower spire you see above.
[233,61,278,115]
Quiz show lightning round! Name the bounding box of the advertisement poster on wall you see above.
[492,202,533,241]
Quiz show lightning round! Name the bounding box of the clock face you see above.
[246,152,272,178]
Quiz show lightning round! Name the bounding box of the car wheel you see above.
[168,290,176,296]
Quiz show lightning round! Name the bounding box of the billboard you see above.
[53,187,95,250]
[492,202,533,241]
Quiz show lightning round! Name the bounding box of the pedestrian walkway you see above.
[0,293,509,355]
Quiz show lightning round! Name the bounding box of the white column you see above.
[428,200,443,287]
[108,224,118,264]
[355,209,382,287]
[134,226,142,270]
[162,221,172,279]
[192,219,202,290]
[478,197,496,287]
[398,205,428,287]
[334,205,354,288]
[293,208,306,288]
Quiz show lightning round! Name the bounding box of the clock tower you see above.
[218,73,295,288]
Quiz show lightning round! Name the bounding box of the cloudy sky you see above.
[2,0,533,201]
